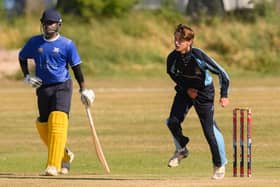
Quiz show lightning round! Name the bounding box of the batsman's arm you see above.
[19,57,42,88]
[72,64,85,91]
[19,57,30,77]
[72,64,95,106]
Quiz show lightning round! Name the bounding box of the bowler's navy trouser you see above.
[166,84,227,167]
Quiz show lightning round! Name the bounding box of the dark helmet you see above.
[40,9,62,23]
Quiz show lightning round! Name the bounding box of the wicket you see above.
[233,107,252,177]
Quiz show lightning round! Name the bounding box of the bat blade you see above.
[86,107,110,173]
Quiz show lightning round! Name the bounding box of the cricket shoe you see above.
[60,148,75,175]
[212,165,225,180]
[43,166,58,176]
[168,147,189,168]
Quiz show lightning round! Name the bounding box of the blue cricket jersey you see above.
[19,34,81,85]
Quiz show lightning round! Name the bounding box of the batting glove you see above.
[80,89,95,107]
[24,74,42,88]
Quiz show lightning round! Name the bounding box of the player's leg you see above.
[36,120,48,145]
[36,119,74,175]
[166,92,192,167]
[61,147,75,174]
[36,86,52,147]
[46,110,68,175]
[37,86,54,174]
[37,80,73,176]
[45,80,73,175]
[55,80,74,174]
[194,101,227,179]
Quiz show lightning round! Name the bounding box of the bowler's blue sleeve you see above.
[195,48,230,97]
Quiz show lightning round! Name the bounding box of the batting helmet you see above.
[40,9,62,23]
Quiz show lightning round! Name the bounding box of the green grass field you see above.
[0,77,280,187]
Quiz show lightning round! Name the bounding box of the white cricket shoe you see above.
[212,165,225,180]
[168,147,189,168]
[60,148,75,175]
[43,166,58,176]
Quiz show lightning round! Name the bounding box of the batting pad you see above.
[36,120,70,163]
[36,121,69,161]
[47,111,68,171]
[36,121,48,146]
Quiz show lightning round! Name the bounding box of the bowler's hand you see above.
[219,97,229,107]
[187,88,198,99]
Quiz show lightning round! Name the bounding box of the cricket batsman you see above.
[19,9,95,176]
[166,24,230,179]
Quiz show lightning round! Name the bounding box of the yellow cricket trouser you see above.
[44,111,68,171]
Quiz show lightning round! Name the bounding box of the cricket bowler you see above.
[166,24,230,179]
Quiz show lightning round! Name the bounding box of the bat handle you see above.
[86,107,94,125]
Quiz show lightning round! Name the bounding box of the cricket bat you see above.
[85,107,110,173]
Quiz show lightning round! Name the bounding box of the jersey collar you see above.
[43,33,60,42]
